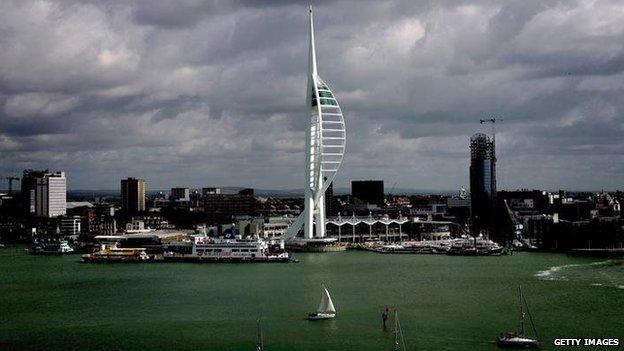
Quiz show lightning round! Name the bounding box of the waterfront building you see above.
[234,216,294,239]
[263,222,290,238]
[203,192,257,224]
[30,218,58,237]
[325,213,408,243]
[125,219,150,233]
[90,213,117,236]
[410,203,447,216]
[0,202,20,240]
[352,180,384,207]
[60,216,81,236]
[446,197,471,226]
[469,133,496,236]
[130,215,169,230]
[446,197,471,208]
[285,7,347,240]
[170,187,190,201]
[66,203,117,237]
[238,188,254,196]
[202,187,221,196]
[121,178,146,214]
[21,170,66,217]
[498,190,550,215]
[190,189,202,203]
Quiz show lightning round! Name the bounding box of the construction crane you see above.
[5,176,19,195]
[388,181,398,196]
[479,117,502,142]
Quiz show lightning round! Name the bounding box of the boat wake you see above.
[535,260,624,291]
[535,263,581,281]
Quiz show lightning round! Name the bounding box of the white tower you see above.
[285,7,346,240]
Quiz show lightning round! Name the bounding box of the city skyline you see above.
[2,1,624,191]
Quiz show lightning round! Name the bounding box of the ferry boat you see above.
[164,235,290,262]
[82,244,150,262]
[31,239,74,254]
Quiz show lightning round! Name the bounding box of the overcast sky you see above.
[1,0,624,191]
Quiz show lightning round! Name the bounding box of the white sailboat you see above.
[308,285,336,320]
[497,286,539,349]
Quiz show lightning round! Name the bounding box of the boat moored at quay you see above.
[357,236,507,256]
[82,245,150,262]
[31,239,74,255]
[164,235,291,262]
[446,237,504,255]
[80,233,291,263]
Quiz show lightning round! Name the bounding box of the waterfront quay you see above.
[1,246,622,351]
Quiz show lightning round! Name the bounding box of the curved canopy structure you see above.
[285,7,346,240]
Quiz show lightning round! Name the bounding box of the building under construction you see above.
[470,133,496,237]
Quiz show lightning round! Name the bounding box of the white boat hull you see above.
[308,312,335,320]
[497,337,539,348]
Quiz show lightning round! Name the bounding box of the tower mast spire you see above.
[309,6,317,76]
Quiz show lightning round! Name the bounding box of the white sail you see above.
[317,287,336,314]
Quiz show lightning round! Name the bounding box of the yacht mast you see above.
[518,285,525,336]
[393,310,406,351]
[256,319,264,351]
[521,286,539,340]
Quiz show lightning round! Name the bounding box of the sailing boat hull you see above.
[497,337,539,349]
[308,312,335,320]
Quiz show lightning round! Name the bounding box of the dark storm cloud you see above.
[1,0,624,191]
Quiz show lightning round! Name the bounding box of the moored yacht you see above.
[31,239,74,254]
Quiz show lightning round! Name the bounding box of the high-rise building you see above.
[21,170,66,217]
[469,133,496,235]
[22,169,47,215]
[325,179,336,216]
[121,178,146,214]
[170,187,190,201]
[351,180,384,206]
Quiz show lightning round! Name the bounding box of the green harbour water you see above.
[1,247,623,351]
